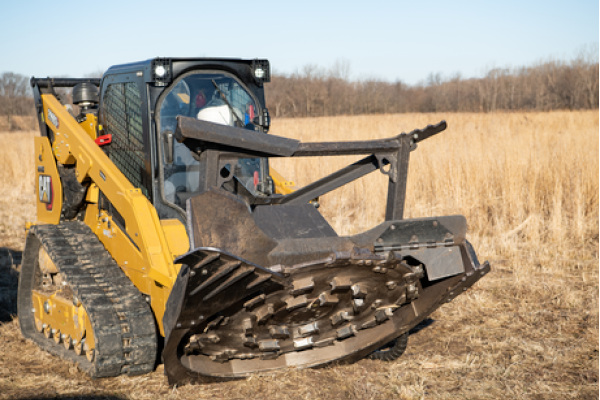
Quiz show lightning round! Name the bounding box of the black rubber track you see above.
[17,221,157,377]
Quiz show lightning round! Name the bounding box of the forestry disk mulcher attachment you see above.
[18,58,490,384]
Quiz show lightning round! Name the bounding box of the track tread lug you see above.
[298,321,319,336]
[313,337,335,348]
[331,309,354,326]
[293,336,314,350]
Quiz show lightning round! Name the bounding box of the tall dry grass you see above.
[272,111,598,231]
[270,111,598,265]
[0,130,35,249]
[0,111,598,399]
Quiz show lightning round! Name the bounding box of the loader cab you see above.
[98,58,271,221]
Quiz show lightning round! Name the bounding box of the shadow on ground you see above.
[0,247,21,322]
[409,317,435,335]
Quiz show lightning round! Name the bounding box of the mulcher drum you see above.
[163,237,489,384]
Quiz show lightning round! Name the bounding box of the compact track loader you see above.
[18,58,489,384]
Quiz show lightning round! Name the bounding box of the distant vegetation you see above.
[1,54,598,129]
[267,55,599,117]
[0,73,32,130]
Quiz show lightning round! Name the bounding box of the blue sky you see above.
[1,0,597,85]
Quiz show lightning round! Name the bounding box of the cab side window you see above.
[102,82,150,199]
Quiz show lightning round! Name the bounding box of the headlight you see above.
[151,58,172,86]
[254,67,265,79]
[154,65,167,78]
[251,60,270,84]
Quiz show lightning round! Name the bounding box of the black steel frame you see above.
[175,117,447,221]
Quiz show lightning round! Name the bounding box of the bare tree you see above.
[0,72,32,130]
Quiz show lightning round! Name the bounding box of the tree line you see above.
[266,55,599,117]
[0,72,32,129]
[1,54,598,129]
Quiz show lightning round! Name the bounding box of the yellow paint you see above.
[177,93,190,104]
[35,137,63,224]
[270,167,296,195]
[78,113,98,141]
[86,183,99,204]
[31,290,94,347]
[160,219,190,259]
[41,94,178,335]
[39,247,58,274]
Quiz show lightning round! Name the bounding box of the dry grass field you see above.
[0,111,598,399]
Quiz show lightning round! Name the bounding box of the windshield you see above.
[158,72,266,208]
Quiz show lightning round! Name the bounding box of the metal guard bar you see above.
[30,77,101,89]
[175,116,447,221]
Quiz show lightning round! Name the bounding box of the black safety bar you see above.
[28,75,446,220]
[175,116,447,221]
[30,77,101,88]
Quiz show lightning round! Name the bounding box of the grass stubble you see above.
[0,111,597,399]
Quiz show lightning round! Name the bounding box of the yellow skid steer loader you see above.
[18,58,489,384]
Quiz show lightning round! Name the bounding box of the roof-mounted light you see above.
[154,65,167,78]
[251,59,270,84]
[254,67,266,79]
[151,58,172,86]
